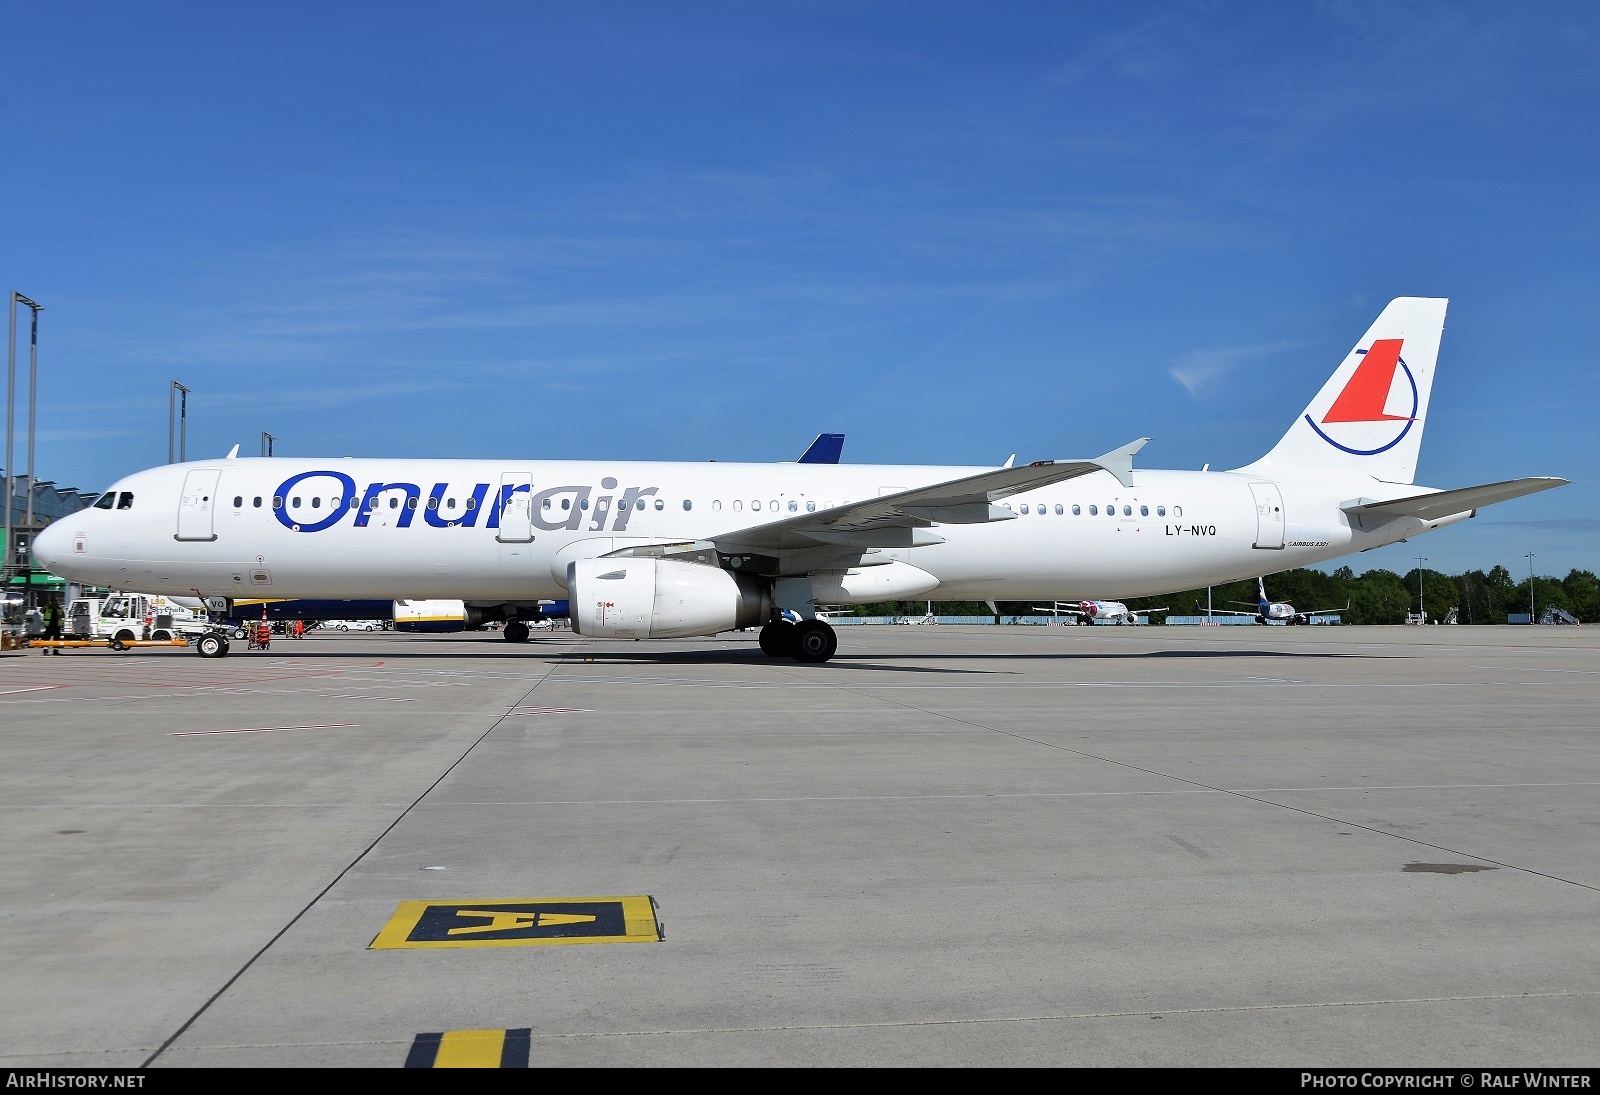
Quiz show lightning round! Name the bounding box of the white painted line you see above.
[1471,665,1600,675]
[505,707,591,715]
[0,685,64,696]
[170,723,359,737]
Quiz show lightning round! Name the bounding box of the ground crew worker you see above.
[293,619,305,639]
[40,600,65,654]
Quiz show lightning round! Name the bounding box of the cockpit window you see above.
[93,493,116,510]
[117,492,134,509]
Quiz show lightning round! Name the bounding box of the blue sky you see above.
[3,1,1595,578]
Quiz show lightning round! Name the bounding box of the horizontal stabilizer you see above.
[1342,477,1568,521]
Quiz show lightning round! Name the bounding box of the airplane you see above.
[1032,600,1170,625]
[33,298,1567,663]
[1204,577,1348,625]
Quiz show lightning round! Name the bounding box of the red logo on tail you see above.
[1322,339,1412,423]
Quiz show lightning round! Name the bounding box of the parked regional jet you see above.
[1032,600,1170,624]
[33,298,1566,663]
[1206,577,1349,625]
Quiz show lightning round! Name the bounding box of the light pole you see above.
[260,432,275,457]
[5,292,43,582]
[1414,556,1428,624]
[1524,552,1536,624]
[168,381,190,464]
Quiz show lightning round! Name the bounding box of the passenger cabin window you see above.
[637,499,647,510]
[465,498,476,510]
[788,501,798,512]
[273,496,284,509]
[1055,504,1063,515]
[655,499,665,510]
[93,493,115,509]
[806,501,816,512]
[118,492,134,509]
[1140,505,1148,516]
[253,496,262,508]
[1123,505,1131,516]
[733,500,743,512]
[1072,504,1081,515]
[311,497,322,509]
[1020,504,1029,515]
[682,499,692,511]
[1157,506,1165,516]
[1173,505,1183,517]
[233,496,243,508]
[292,497,302,508]
[712,500,721,512]
[389,497,399,509]
[426,498,438,510]
[1088,505,1097,515]
[407,497,418,510]
[751,500,761,512]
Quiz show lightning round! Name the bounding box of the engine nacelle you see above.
[569,557,770,639]
[808,561,939,603]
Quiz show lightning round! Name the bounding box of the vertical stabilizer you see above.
[1237,298,1447,484]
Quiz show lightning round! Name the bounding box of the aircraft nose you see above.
[31,522,68,570]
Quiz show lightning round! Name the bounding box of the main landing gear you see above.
[758,619,838,663]
[503,620,530,643]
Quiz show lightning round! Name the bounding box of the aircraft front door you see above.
[1249,481,1285,549]
[176,469,222,542]
[496,472,534,546]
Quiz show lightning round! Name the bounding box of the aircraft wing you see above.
[1342,477,1567,522]
[713,439,1150,554]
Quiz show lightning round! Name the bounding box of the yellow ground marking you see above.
[433,1029,508,1068]
[446,909,597,935]
[371,895,660,949]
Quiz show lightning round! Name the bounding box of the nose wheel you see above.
[195,632,230,658]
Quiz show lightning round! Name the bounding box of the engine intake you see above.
[569,557,771,639]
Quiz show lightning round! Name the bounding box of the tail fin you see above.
[1237,297,1447,484]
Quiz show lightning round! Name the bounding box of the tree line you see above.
[846,565,1599,625]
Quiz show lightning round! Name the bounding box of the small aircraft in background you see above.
[1032,600,1170,625]
[1206,577,1348,625]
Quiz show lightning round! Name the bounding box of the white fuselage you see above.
[37,456,1465,604]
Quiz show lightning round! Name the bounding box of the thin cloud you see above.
[1479,518,1600,532]
[1169,340,1306,398]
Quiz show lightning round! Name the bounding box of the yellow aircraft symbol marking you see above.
[446,909,599,936]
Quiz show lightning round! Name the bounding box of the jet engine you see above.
[569,557,771,639]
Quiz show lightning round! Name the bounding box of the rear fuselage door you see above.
[496,472,535,543]
[176,469,222,542]
[1249,481,1285,549]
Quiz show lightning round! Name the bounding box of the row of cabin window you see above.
[231,495,833,514]
[91,491,135,510]
[227,494,1180,519]
[1010,502,1182,518]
